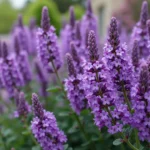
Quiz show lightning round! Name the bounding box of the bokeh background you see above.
[1,0,150,39]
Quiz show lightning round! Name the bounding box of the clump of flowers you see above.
[31,93,67,150]
[1,42,24,97]
[131,1,149,58]
[37,6,61,73]
[64,53,87,114]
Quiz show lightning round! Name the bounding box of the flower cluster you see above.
[131,1,149,58]
[31,93,67,150]
[37,6,61,73]
[64,53,87,114]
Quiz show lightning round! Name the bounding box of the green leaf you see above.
[64,144,68,150]
[81,141,91,147]
[22,131,30,135]
[47,86,61,92]
[32,146,41,150]
[113,138,123,146]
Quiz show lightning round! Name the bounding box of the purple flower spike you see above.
[87,0,92,16]
[71,42,83,74]
[37,6,61,73]
[29,18,36,30]
[35,60,48,97]
[75,21,81,46]
[65,53,88,114]
[81,0,99,46]
[147,20,150,37]
[41,6,50,32]
[88,30,99,61]
[14,36,32,84]
[66,53,76,77]
[2,42,8,59]
[108,17,120,50]
[1,42,24,97]
[17,14,23,28]
[132,40,139,70]
[131,1,149,58]
[31,93,67,150]
[15,91,31,118]
[140,1,148,27]
[131,64,150,142]
[32,93,44,119]
[69,6,75,28]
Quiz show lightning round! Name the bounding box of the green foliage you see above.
[0,0,17,33]
[24,0,61,34]
[54,0,85,13]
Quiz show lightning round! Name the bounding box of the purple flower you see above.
[14,36,32,84]
[31,93,67,150]
[64,53,88,114]
[82,30,126,133]
[14,90,31,118]
[132,40,140,71]
[35,60,48,97]
[29,18,37,55]
[37,6,61,73]
[131,1,149,58]
[131,64,150,142]
[70,42,84,74]
[60,7,76,58]
[1,42,24,97]
[14,14,30,53]
[81,0,99,45]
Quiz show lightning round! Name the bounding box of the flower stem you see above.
[121,83,141,148]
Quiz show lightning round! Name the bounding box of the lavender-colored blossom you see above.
[103,17,135,106]
[64,53,87,114]
[70,42,83,74]
[35,60,48,97]
[14,90,31,118]
[132,40,140,70]
[81,0,99,45]
[147,20,150,49]
[82,30,127,133]
[37,6,61,73]
[131,1,149,58]
[1,42,24,97]
[14,14,30,53]
[131,64,150,142]
[14,36,32,84]
[31,93,67,150]
[29,18,37,55]
[60,7,76,58]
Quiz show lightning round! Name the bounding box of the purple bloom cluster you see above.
[37,6,61,73]
[1,42,24,97]
[81,0,99,45]
[14,36,32,84]
[131,64,150,142]
[131,1,149,58]
[64,53,87,114]
[14,90,31,118]
[31,93,67,150]
[34,60,48,97]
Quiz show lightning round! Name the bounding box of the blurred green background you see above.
[0,0,150,34]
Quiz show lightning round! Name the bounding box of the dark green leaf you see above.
[113,138,123,146]
[47,86,61,92]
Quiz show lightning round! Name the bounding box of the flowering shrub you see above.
[0,0,150,150]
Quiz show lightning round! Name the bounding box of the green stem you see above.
[134,129,140,149]
[120,133,139,150]
[121,83,141,148]
[23,119,38,145]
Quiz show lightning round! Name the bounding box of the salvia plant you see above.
[1,0,150,150]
